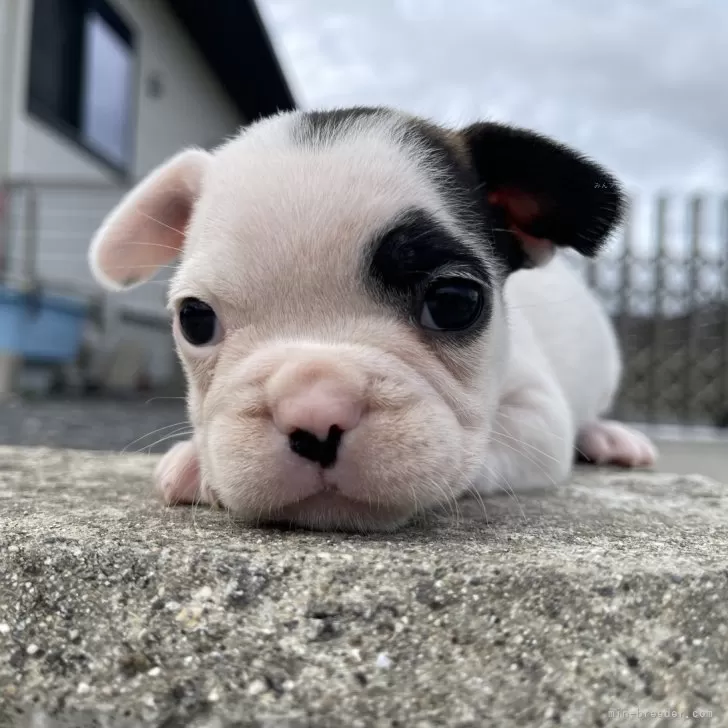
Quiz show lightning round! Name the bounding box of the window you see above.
[28,0,135,173]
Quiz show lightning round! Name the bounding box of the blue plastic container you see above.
[0,285,88,362]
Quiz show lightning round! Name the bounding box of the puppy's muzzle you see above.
[268,358,365,469]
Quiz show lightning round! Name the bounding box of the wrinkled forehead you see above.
[175,110,483,301]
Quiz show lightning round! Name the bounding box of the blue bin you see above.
[0,286,88,363]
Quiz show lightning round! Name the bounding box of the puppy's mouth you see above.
[263,483,411,532]
[282,476,368,510]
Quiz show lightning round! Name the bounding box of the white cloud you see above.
[258,0,728,194]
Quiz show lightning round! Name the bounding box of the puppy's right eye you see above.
[178,298,220,346]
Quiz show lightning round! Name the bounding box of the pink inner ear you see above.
[98,194,190,286]
[488,188,554,266]
[488,188,541,224]
[89,148,210,290]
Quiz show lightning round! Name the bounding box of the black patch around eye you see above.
[367,209,492,338]
[369,210,490,293]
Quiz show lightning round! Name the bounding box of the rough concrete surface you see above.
[1,446,728,728]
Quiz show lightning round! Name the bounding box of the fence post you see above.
[0,183,16,397]
[613,196,633,419]
[721,197,728,426]
[649,195,668,424]
[0,183,8,282]
[683,196,702,425]
[21,184,39,292]
[618,196,633,322]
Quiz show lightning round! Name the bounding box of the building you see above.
[0,0,295,395]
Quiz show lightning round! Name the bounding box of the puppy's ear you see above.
[461,122,624,272]
[88,148,211,290]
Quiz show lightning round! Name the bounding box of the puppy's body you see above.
[505,255,621,428]
[89,107,656,531]
[475,255,627,495]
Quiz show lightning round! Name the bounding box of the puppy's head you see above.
[89,107,623,531]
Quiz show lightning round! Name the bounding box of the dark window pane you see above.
[28,0,85,130]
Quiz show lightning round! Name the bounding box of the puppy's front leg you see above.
[475,382,575,496]
[155,438,214,506]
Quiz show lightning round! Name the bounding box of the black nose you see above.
[288,425,343,468]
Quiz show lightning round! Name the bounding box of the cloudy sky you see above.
[258,0,727,196]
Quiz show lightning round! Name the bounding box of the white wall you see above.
[127,0,243,177]
[1,0,246,387]
[7,0,243,181]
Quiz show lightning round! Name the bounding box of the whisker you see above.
[492,428,560,464]
[139,211,186,237]
[483,459,527,522]
[490,433,556,487]
[136,429,194,454]
[495,409,587,460]
[423,469,466,526]
[467,474,490,525]
[122,421,190,453]
[99,262,179,272]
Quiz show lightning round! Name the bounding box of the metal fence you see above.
[2,179,129,301]
[583,194,728,427]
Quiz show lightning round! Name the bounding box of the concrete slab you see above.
[1,446,727,728]
[652,440,728,484]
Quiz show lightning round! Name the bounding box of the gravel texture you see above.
[1,445,727,727]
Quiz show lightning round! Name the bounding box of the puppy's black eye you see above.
[178,298,220,346]
[418,279,485,332]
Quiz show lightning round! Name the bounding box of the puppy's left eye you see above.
[418,279,485,332]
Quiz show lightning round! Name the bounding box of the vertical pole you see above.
[720,197,728,428]
[617,196,633,420]
[0,184,17,397]
[0,183,8,282]
[649,195,668,424]
[684,196,702,425]
[22,185,38,292]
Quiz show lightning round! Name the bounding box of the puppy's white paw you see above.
[576,420,658,468]
[155,439,208,505]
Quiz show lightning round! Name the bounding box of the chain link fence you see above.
[583,194,728,427]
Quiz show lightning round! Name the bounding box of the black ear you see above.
[461,122,625,272]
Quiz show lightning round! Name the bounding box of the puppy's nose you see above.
[288,426,343,469]
[273,380,363,468]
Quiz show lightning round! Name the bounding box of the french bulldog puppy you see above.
[89,107,657,531]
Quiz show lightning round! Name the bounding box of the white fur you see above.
[475,256,619,494]
[89,108,656,532]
